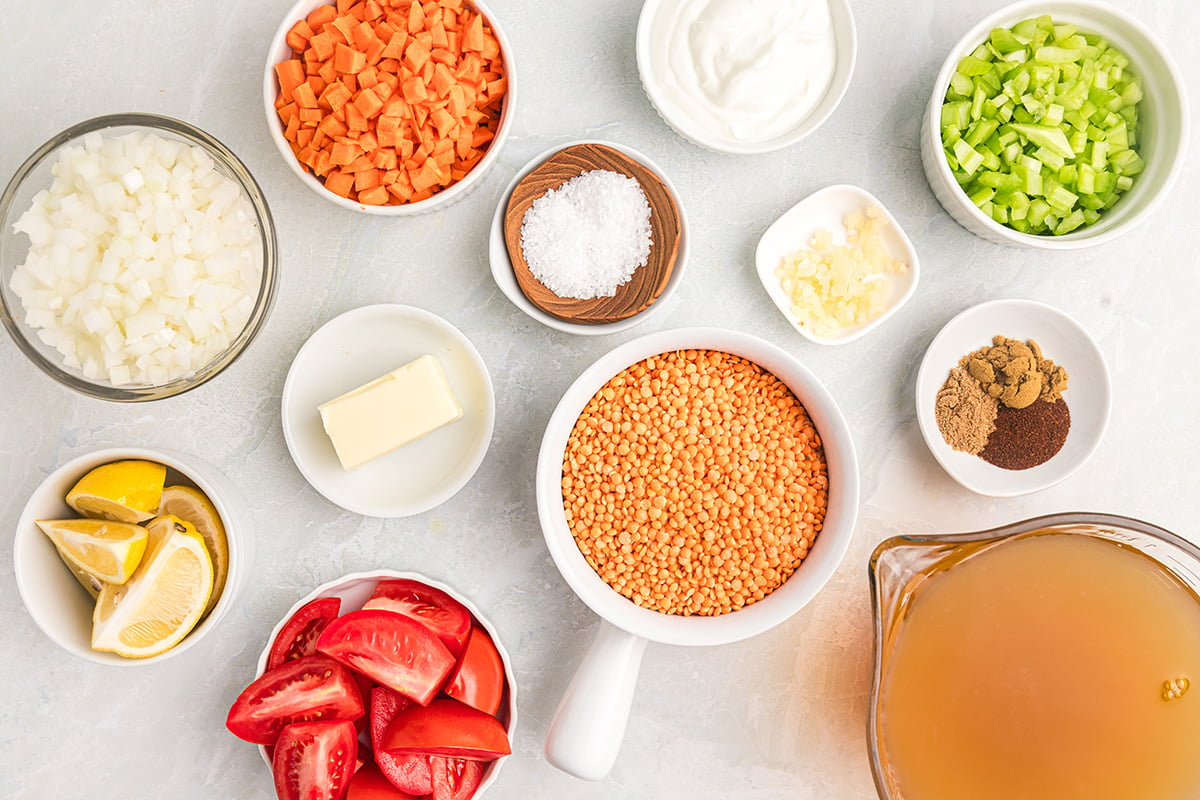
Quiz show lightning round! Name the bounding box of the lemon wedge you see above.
[157,485,228,617]
[66,460,167,523]
[92,515,213,659]
[35,518,148,585]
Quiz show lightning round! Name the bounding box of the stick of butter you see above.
[318,354,464,471]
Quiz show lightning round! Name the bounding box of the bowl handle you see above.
[544,619,649,780]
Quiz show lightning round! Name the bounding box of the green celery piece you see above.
[1055,210,1087,234]
[980,148,1002,170]
[957,54,993,76]
[990,26,1027,54]
[1058,34,1088,50]
[1044,103,1065,126]
[1012,17,1042,41]
[966,118,1000,147]
[1011,123,1074,158]
[971,82,988,120]
[1028,198,1052,227]
[953,139,985,175]
[1118,104,1138,127]
[1010,217,1032,233]
[1068,128,1087,154]
[1004,70,1032,99]
[1093,170,1113,194]
[1078,100,1098,120]
[1035,45,1083,65]
[942,101,971,130]
[1080,193,1106,210]
[1059,164,1078,185]
[1106,124,1129,150]
[978,170,1022,190]
[1046,184,1079,212]
[1003,141,1023,163]
[1063,109,1086,129]
[1086,124,1106,142]
[969,185,996,205]
[1053,23,1078,39]
[1020,93,1045,117]
[1077,163,1096,194]
[949,71,974,98]
[1010,190,1031,212]
[1012,106,1036,124]
[979,200,995,217]
[1111,150,1145,176]
[984,130,1005,154]
[1033,145,1065,171]
[1044,213,1060,231]
[991,204,1010,224]
[1083,208,1102,225]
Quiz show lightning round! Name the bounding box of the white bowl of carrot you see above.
[264,0,515,215]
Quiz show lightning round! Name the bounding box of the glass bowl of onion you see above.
[0,113,277,401]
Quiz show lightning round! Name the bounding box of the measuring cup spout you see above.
[544,619,650,780]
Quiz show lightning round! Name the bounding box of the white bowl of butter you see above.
[636,0,857,154]
[755,184,919,345]
[281,304,494,517]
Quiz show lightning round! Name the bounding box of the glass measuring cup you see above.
[867,512,1200,800]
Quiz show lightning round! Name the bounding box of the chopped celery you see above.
[939,13,1144,235]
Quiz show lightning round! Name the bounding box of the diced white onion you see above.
[9,130,263,387]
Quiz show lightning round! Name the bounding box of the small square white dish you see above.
[755,184,919,345]
[915,298,1112,497]
[281,304,494,517]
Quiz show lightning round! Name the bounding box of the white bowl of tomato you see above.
[225,571,516,800]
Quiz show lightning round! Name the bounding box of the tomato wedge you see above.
[226,654,365,745]
[381,698,511,760]
[444,626,506,716]
[430,757,483,800]
[370,686,433,795]
[362,579,472,656]
[317,609,455,706]
[348,762,425,800]
[267,597,342,672]
[272,720,358,800]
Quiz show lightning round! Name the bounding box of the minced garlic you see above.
[774,206,908,339]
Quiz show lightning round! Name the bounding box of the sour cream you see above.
[649,0,838,146]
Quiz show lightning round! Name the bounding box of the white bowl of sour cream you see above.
[636,0,856,155]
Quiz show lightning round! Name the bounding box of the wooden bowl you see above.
[502,143,681,325]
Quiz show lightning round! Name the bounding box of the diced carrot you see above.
[352,20,375,50]
[486,77,506,101]
[471,126,494,148]
[312,129,328,149]
[330,141,359,166]
[293,80,319,109]
[357,64,380,89]
[276,101,298,125]
[407,1,425,34]
[357,184,388,205]
[345,103,369,131]
[285,115,301,141]
[275,59,306,102]
[318,114,350,138]
[299,107,324,124]
[430,107,456,136]
[287,19,315,51]
[307,4,338,30]
[364,0,384,21]
[365,36,386,65]
[353,86,385,118]
[341,72,359,94]
[354,168,381,192]
[480,29,500,60]
[401,74,427,103]
[318,59,338,84]
[429,20,447,49]
[373,148,398,170]
[336,0,356,15]
[461,13,484,51]
[404,37,431,73]
[334,43,367,74]
[430,47,456,67]
[347,154,375,172]
[319,82,353,115]
[380,31,407,60]
[330,13,360,46]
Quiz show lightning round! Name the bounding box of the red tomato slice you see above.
[348,762,425,800]
[267,597,342,672]
[444,626,506,716]
[272,720,358,800]
[430,757,483,800]
[316,609,455,706]
[362,579,471,656]
[369,686,433,795]
[226,654,365,745]
[381,698,511,760]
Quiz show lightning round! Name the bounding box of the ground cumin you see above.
[962,336,1068,409]
[935,366,998,454]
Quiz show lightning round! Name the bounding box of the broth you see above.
[878,532,1200,800]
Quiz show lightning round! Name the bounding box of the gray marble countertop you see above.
[2,0,1198,797]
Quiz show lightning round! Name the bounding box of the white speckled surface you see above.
[2,0,1198,797]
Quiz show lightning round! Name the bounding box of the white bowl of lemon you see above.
[14,447,251,665]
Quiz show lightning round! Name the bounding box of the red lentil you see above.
[561,349,829,616]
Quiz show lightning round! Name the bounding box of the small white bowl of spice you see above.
[915,298,1112,497]
[488,140,688,335]
[755,184,918,345]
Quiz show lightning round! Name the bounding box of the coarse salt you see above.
[520,169,652,300]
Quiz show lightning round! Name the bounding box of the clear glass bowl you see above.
[0,113,277,401]
[867,512,1200,799]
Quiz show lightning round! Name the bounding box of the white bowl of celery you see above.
[921,0,1188,249]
